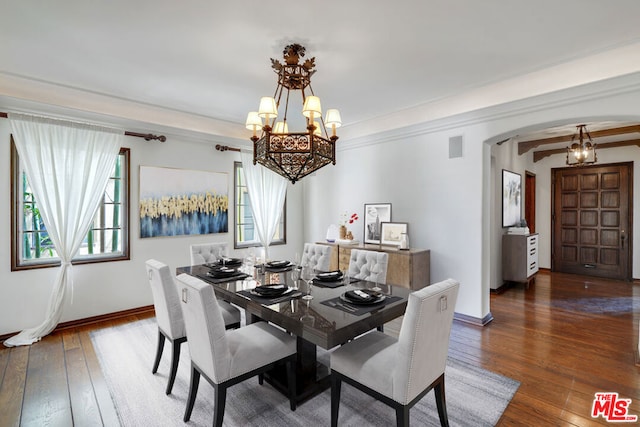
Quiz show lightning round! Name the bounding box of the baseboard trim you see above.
[454,312,494,326]
[0,305,155,342]
[491,282,515,294]
[491,280,532,294]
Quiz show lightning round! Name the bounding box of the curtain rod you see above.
[215,144,243,153]
[0,112,166,142]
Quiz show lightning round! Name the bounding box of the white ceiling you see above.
[2,1,640,140]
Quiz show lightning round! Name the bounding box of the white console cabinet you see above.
[502,233,538,287]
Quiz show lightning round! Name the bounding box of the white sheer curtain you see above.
[5,113,124,347]
[240,151,287,261]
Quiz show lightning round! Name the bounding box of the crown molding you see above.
[340,42,640,143]
[339,71,640,152]
[3,41,640,149]
[0,72,246,140]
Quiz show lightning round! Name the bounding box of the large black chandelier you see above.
[246,44,342,184]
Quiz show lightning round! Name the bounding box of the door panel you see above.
[552,162,632,280]
[525,171,536,233]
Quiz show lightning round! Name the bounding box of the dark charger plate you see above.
[218,257,243,266]
[207,266,238,278]
[205,258,243,268]
[315,271,343,282]
[341,289,385,305]
[267,260,292,268]
[251,285,291,297]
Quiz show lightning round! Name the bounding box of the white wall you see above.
[2,73,640,334]
[303,72,640,322]
[0,120,304,336]
[304,124,489,320]
[490,138,531,289]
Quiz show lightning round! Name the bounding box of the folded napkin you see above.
[344,289,381,303]
[207,266,238,278]
[217,257,243,266]
[253,284,288,297]
[315,271,343,282]
[266,260,291,267]
[205,258,243,268]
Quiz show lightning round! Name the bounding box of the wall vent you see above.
[449,135,463,159]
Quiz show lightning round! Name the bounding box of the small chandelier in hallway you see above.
[245,44,341,184]
[566,124,597,166]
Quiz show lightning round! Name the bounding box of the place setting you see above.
[204,256,244,268]
[321,286,402,316]
[237,283,303,305]
[256,259,296,273]
[310,270,360,288]
[199,257,249,284]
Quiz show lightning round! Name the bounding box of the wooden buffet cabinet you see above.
[317,242,430,290]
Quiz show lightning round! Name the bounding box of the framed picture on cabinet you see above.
[363,203,392,244]
[502,169,521,228]
[380,222,408,246]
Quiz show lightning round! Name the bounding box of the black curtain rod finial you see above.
[215,144,241,152]
[124,131,166,142]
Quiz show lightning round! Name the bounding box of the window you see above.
[234,161,286,248]
[11,137,130,270]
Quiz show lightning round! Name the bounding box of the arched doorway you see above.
[485,118,639,286]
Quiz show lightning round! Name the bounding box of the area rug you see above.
[551,296,640,315]
[90,318,519,426]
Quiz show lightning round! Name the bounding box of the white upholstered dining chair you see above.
[300,243,332,271]
[348,249,389,284]
[175,273,297,426]
[190,242,228,265]
[330,279,460,427]
[347,249,390,332]
[145,259,240,395]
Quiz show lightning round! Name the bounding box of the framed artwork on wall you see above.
[363,203,392,244]
[502,169,522,228]
[139,166,229,238]
[380,222,408,246]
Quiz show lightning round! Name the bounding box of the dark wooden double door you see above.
[552,162,632,281]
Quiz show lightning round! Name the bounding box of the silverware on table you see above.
[339,301,358,312]
[328,300,357,313]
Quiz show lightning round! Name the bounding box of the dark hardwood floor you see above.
[0,271,638,426]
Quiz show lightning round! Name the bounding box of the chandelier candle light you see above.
[246,44,342,184]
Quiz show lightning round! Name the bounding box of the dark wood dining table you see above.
[176,263,411,405]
